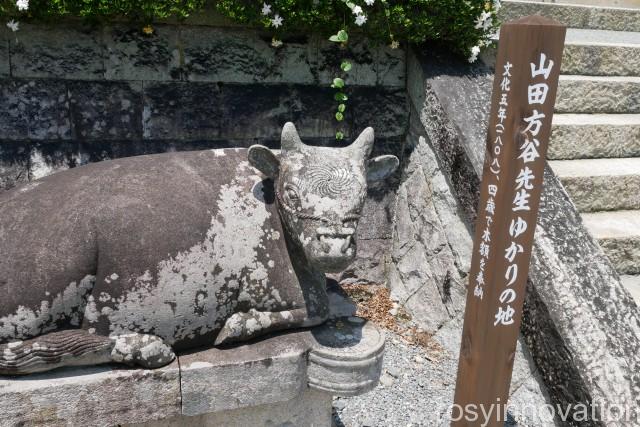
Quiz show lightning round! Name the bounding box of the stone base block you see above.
[131,389,332,427]
[0,361,181,427]
[0,314,384,426]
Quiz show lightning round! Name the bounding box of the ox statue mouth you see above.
[309,226,357,272]
[317,234,354,257]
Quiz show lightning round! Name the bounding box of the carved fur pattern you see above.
[303,164,358,197]
[0,330,112,375]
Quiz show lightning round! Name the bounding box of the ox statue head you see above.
[248,122,399,273]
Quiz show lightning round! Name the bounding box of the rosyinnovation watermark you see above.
[446,399,640,425]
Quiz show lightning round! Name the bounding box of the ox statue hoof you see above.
[110,333,176,369]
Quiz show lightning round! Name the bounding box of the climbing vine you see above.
[3,0,499,140]
[228,0,499,139]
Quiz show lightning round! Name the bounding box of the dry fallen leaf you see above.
[339,283,445,361]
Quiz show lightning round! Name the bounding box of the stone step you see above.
[556,75,640,114]
[621,275,640,304]
[500,1,640,32]
[550,0,640,7]
[582,210,640,275]
[549,158,640,212]
[563,29,640,76]
[548,114,640,160]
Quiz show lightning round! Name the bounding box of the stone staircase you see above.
[501,1,640,303]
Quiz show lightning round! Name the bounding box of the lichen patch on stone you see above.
[105,163,272,344]
[0,275,96,342]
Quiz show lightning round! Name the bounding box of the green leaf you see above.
[341,61,352,72]
[332,78,345,89]
[334,92,348,102]
[336,131,344,140]
[335,112,344,121]
[329,30,348,43]
[338,103,346,113]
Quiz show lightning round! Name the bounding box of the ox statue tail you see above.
[0,330,175,375]
[0,330,113,375]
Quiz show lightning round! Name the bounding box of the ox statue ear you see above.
[248,145,280,179]
[349,127,375,160]
[367,155,399,183]
[281,122,303,152]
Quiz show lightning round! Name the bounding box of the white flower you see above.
[271,14,283,28]
[365,0,375,5]
[474,11,492,30]
[355,14,367,26]
[271,38,283,48]
[6,19,19,32]
[493,0,502,11]
[390,40,400,49]
[468,45,481,63]
[482,13,493,30]
[352,5,363,15]
[15,0,28,11]
[261,3,272,15]
[474,16,484,29]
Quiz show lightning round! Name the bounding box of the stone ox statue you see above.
[0,123,398,375]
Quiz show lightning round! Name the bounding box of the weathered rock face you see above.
[388,124,471,334]
[0,123,398,375]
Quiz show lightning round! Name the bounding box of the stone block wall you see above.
[0,21,408,284]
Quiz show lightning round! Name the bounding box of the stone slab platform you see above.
[0,316,384,426]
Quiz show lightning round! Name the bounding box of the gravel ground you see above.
[328,285,556,427]
[332,335,461,427]
[332,334,526,427]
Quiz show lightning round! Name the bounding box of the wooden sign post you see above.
[452,16,566,426]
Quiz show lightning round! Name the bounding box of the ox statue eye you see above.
[286,189,299,200]
[283,185,300,208]
[342,213,360,228]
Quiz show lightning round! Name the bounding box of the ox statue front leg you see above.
[214,307,326,346]
[215,270,330,346]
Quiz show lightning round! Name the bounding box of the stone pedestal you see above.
[0,317,384,427]
[134,389,333,427]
